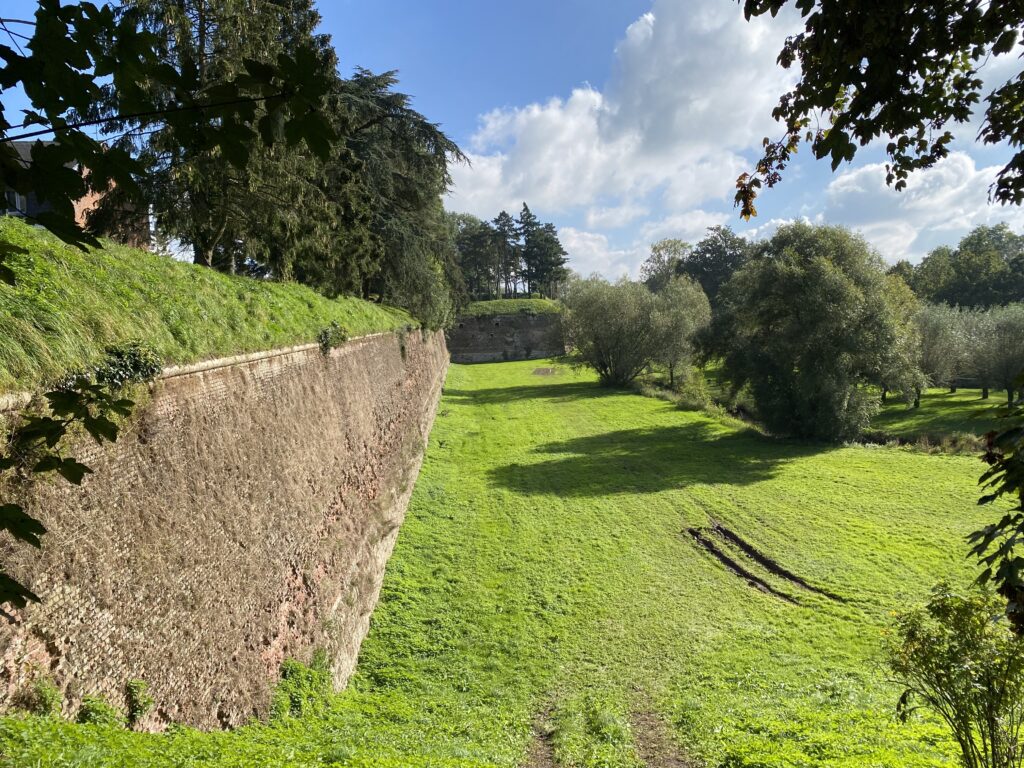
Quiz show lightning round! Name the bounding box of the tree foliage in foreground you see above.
[0,0,334,258]
[886,583,1024,768]
[736,0,1024,218]
[708,223,919,441]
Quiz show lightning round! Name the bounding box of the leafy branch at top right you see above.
[736,0,1024,219]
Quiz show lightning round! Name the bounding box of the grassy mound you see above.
[0,359,993,767]
[462,298,561,317]
[0,218,410,393]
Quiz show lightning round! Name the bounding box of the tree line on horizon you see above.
[448,204,569,302]
[564,219,1024,439]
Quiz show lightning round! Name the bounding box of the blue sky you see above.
[5,1,1023,276]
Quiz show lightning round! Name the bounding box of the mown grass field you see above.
[0,360,996,767]
[0,218,410,393]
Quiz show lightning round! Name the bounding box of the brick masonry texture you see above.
[446,313,565,364]
[0,329,449,729]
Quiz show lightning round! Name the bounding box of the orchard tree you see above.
[709,223,919,440]
[562,276,660,387]
[881,273,926,407]
[652,276,711,388]
[736,1,1024,218]
[916,304,970,392]
[972,305,1024,407]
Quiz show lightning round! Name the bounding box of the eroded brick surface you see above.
[0,330,448,729]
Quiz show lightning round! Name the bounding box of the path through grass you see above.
[0,360,995,767]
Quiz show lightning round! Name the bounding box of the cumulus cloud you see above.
[446,0,799,227]
[824,152,1024,262]
[445,0,1023,277]
[559,228,647,279]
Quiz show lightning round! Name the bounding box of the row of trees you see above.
[889,225,1024,308]
[449,205,569,300]
[916,304,1024,406]
[566,221,1024,442]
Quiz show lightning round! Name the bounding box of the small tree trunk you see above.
[668,364,675,389]
[913,388,921,409]
[881,386,888,404]
[982,386,990,400]
[949,385,957,393]
[1008,387,1015,407]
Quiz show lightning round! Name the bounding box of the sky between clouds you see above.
[436,0,1024,278]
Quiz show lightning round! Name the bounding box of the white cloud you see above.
[559,227,647,279]
[446,0,800,233]
[824,152,1024,262]
[446,0,1024,277]
[585,203,650,229]
[638,209,729,244]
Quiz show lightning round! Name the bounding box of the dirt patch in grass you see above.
[709,520,845,602]
[687,528,799,604]
[523,717,557,768]
[631,709,699,767]
[532,368,558,376]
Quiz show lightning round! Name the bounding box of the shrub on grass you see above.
[14,677,62,717]
[886,583,1024,768]
[76,695,125,728]
[269,651,333,721]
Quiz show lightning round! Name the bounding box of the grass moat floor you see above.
[1,360,996,767]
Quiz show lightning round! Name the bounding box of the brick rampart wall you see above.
[0,329,448,729]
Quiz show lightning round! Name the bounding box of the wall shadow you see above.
[445,380,612,406]
[490,423,825,497]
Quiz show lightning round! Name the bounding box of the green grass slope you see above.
[0,360,996,767]
[462,298,562,317]
[0,218,410,393]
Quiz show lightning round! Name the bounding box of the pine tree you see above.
[493,210,521,297]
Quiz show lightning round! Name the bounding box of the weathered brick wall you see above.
[446,313,564,363]
[0,329,448,729]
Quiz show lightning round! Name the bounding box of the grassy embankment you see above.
[1,358,997,767]
[461,298,562,317]
[0,218,410,394]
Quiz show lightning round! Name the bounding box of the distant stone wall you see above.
[446,313,564,363]
[0,330,448,729]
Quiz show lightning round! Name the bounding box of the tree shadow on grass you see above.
[444,381,612,406]
[490,422,830,497]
